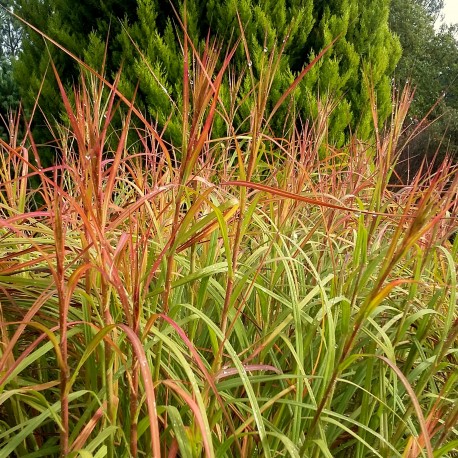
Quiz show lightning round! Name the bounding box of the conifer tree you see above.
[12,0,401,155]
[117,0,400,145]
[11,0,137,159]
[0,0,22,132]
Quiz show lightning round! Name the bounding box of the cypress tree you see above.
[0,0,22,135]
[13,0,401,157]
[117,0,400,144]
[12,0,137,159]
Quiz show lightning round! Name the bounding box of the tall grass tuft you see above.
[0,19,457,458]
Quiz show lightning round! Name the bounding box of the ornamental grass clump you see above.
[0,19,457,458]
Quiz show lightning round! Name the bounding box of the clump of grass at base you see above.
[0,28,457,458]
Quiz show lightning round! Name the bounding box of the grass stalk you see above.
[0,14,457,458]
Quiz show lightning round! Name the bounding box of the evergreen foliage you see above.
[0,1,22,135]
[12,0,401,157]
[389,0,458,162]
[12,0,137,149]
